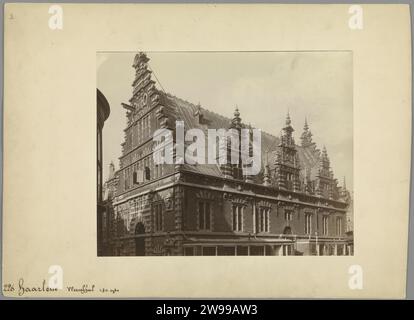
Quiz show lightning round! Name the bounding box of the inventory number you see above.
[200,304,257,315]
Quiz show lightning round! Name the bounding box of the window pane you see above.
[305,215,308,234]
[184,247,194,256]
[250,246,265,256]
[232,206,237,231]
[159,204,163,231]
[202,247,216,256]
[198,202,204,229]
[236,246,248,256]
[217,246,235,256]
[265,245,273,256]
[309,215,312,234]
[268,211,271,232]
[261,209,264,232]
[154,205,158,231]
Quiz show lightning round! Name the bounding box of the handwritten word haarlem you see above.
[4,278,59,296]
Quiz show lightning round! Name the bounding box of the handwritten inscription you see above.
[3,278,119,296]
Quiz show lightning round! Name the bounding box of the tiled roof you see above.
[164,93,321,183]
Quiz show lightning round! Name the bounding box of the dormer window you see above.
[194,104,203,124]
[145,166,150,181]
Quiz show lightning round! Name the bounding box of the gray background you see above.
[0,0,413,300]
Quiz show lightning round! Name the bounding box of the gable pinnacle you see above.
[231,106,242,128]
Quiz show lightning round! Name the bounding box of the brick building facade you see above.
[99,52,353,256]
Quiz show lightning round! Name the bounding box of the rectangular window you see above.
[322,216,329,235]
[199,202,204,229]
[151,160,155,179]
[143,116,147,139]
[198,201,211,231]
[305,213,312,234]
[138,120,141,143]
[146,115,150,137]
[255,208,270,233]
[154,203,163,232]
[232,205,243,232]
[260,209,264,232]
[282,245,292,256]
[264,209,270,232]
[184,247,194,256]
[205,202,211,230]
[236,246,248,256]
[217,246,236,256]
[202,247,216,256]
[143,116,147,138]
[147,113,152,136]
[256,208,262,233]
[124,168,131,190]
[238,207,242,231]
[145,166,150,181]
[284,211,293,222]
[250,246,265,256]
[232,206,237,231]
[336,217,342,236]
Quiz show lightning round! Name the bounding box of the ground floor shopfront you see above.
[108,233,352,256]
[182,238,294,256]
[183,237,350,256]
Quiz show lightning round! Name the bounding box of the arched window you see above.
[305,213,312,234]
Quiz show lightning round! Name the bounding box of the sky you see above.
[97,51,353,190]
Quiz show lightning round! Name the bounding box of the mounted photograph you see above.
[3,3,410,299]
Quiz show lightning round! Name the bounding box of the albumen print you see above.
[97,51,353,257]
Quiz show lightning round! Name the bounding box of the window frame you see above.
[336,217,342,236]
[154,202,163,232]
[256,207,270,233]
[305,213,312,235]
[322,215,329,235]
[232,204,244,232]
[284,210,293,222]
